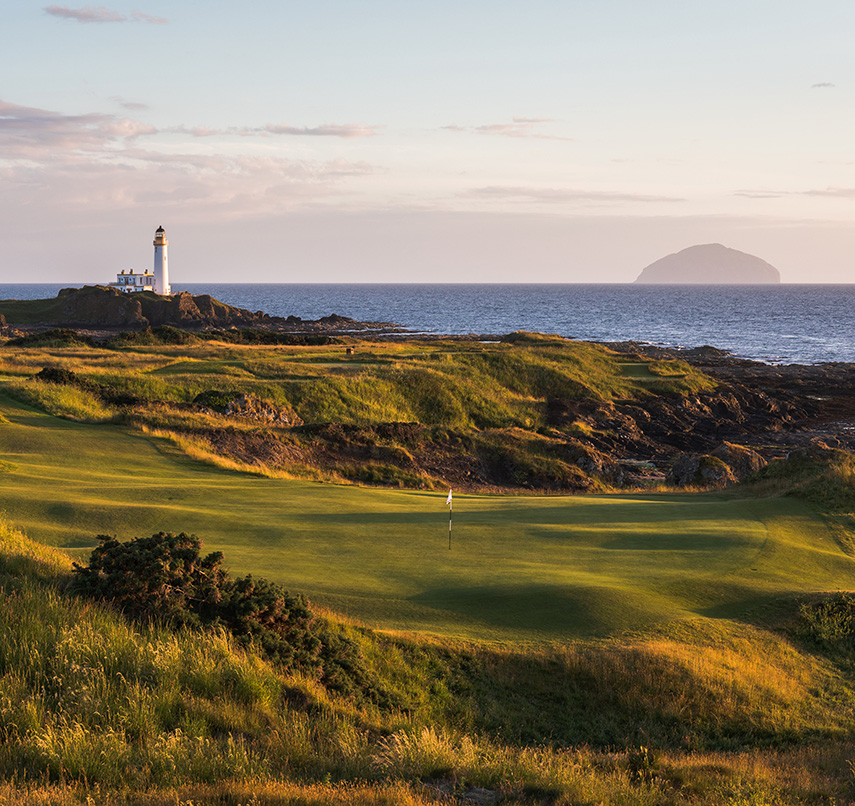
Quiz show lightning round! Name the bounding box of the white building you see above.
[110,226,172,295]
[112,268,156,293]
[153,225,171,295]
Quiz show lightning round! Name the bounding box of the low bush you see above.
[5,330,96,348]
[800,592,855,651]
[70,532,381,698]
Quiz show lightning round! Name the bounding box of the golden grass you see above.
[0,519,853,803]
[2,378,117,423]
[138,425,292,479]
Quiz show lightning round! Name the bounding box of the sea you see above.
[2,283,854,366]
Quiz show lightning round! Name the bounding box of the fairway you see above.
[1,391,852,642]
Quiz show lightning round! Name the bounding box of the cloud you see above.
[0,99,379,163]
[167,122,380,139]
[263,123,379,138]
[733,190,785,199]
[444,118,572,142]
[130,10,166,24]
[0,99,156,157]
[801,186,855,197]
[735,186,855,199]
[0,99,117,155]
[463,186,684,204]
[0,98,379,222]
[110,97,149,111]
[811,82,836,88]
[44,5,166,24]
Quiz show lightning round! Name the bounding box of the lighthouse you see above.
[152,226,171,295]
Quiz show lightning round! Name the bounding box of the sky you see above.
[2,1,855,283]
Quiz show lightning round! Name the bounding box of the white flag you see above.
[446,489,453,506]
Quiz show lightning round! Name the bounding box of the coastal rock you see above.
[194,390,302,427]
[59,285,148,327]
[711,441,766,478]
[667,453,737,488]
[635,243,781,284]
[1,286,402,335]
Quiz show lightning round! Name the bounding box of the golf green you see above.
[1,392,851,642]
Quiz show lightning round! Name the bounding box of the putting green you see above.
[1,392,852,642]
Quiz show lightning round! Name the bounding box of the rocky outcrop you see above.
[194,390,302,427]
[667,453,736,488]
[546,386,814,462]
[51,286,275,329]
[2,286,401,334]
[58,286,148,327]
[711,442,766,478]
[635,243,780,284]
[667,443,765,488]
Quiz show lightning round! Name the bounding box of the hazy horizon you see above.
[3,2,855,284]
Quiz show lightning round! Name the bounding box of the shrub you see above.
[71,533,380,698]
[5,329,96,348]
[799,592,855,651]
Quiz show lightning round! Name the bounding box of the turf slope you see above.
[0,392,852,642]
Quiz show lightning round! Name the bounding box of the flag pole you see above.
[446,489,453,550]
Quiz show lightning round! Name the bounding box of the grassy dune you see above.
[0,391,852,643]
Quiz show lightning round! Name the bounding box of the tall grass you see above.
[0,519,854,802]
[2,378,117,423]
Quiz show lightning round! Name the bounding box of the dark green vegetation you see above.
[1,334,855,802]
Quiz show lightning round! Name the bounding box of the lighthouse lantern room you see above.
[109,226,172,295]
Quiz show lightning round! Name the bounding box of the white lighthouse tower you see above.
[152,225,171,295]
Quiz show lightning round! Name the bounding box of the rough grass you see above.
[0,337,717,492]
[0,337,714,431]
[0,519,854,803]
[3,378,117,423]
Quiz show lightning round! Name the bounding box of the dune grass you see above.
[0,336,714,430]
[2,378,117,423]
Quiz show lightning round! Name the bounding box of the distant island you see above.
[635,243,781,284]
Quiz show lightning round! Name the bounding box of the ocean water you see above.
[2,283,854,365]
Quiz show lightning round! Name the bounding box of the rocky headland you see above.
[635,243,781,284]
[0,286,403,336]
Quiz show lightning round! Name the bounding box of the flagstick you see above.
[445,489,453,550]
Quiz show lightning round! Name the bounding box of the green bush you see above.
[799,592,855,651]
[5,329,96,348]
[71,533,384,699]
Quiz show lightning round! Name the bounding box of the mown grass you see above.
[0,391,852,646]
